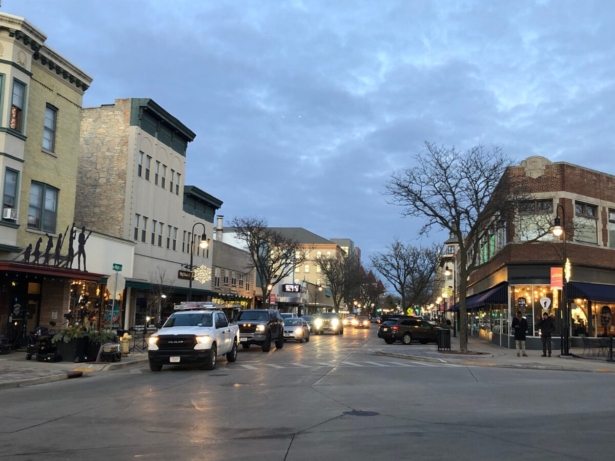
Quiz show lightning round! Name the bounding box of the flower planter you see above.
[55,337,89,363]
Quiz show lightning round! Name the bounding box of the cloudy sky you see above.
[5,0,615,263]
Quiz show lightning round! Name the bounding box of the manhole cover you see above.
[343,410,379,417]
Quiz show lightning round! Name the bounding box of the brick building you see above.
[0,13,101,344]
[460,156,615,349]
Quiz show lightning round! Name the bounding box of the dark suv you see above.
[378,317,438,345]
[236,309,284,352]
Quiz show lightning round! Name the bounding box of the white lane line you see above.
[130,368,142,374]
[364,361,388,367]
[264,364,284,369]
[315,362,335,367]
[341,362,363,367]
[240,364,259,370]
[386,361,417,367]
[290,363,312,368]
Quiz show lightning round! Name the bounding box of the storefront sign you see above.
[539,297,551,310]
[517,297,527,311]
[178,270,194,280]
[550,267,563,289]
[282,284,301,292]
[269,293,276,303]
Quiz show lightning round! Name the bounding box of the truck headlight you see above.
[148,336,158,346]
[314,319,323,327]
[331,319,339,327]
[256,324,266,332]
[196,335,211,345]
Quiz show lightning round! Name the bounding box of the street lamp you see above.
[314,284,322,313]
[187,222,208,302]
[552,203,572,356]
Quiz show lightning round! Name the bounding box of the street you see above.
[1,326,613,461]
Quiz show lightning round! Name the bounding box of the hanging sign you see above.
[539,297,551,310]
[550,267,563,289]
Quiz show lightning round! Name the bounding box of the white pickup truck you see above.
[147,307,239,372]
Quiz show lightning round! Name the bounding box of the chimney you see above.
[215,215,224,241]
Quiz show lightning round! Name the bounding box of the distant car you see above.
[377,317,438,345]
[342,314,355,326]
[313,313,344,335]
[283,318,310,343]
[280,313,297,320]
[352,316,370,329]
[370,317,380,324]
[301,315,314,331]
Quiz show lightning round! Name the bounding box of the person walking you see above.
[537,312,555,357]
[512,310,528,357]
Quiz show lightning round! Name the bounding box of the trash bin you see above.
[437,328,451,351]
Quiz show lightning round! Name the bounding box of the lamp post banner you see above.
[550,267,563,289]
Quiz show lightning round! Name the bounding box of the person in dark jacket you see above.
[537,312,555,357]
[511,310,528,357]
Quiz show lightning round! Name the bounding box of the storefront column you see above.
[124,287,132,330]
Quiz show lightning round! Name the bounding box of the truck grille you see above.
[239,323,258,333]
[157,335,196,350]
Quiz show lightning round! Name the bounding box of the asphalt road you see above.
[1,326,613,461]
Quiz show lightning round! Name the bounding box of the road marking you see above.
[290,363,312,368]
[342,361,363,367]
[315,362,335,367]
[386,361,416,367]
[264,364,284,369]
[130,368,143,374]
[239,364,258,370]
[364,361,388,367]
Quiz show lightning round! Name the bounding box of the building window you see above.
[161,165,167,188]
[158,222,163,247]
[239,273,244,288]
[141,217,148,243]
[214,268,221,288]
[3,169,18,219]
[575,202,598,244]
[316,264,321,273]
[295,265,300,273]
[43,105,57,152]
[173,227,178,251]
[609,210,615,249]
[326,251,331,258]
[155,161,160,185]
[517,199,554,242]
[145,156,151,180]
[10,80,25,132]
[170,169,174,192]
[447,245,455,254]
[223,270,229,285]
[133,214,140,240]
[316,251,322,258]
[167,225,172,249]
[304,264,310,273]
[176,173,181,195]
[138,152,143,177]
[151,220,157,244]
[27,182,58,233]
[182,230,186,253]
[305,250,310,258]
[231,271,237,286]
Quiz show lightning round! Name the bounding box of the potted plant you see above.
[52,325,89,363]
[87,331,118,361]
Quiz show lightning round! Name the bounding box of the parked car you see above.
[283,318,310,343]
[352,316,370,329]
[370,316,380,324]
[301,315,315,331]
[377,317,439,345]
[313,313,344,335]
[236,309,285,352]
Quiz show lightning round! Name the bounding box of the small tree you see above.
[148,268,175,324]
[314,252,359,312]
[370,239,441,312]
[230,217,308,307]
[386,143,529,352]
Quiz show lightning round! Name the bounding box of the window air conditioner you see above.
[2,207,17,220]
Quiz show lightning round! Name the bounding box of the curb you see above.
[105,358,149,371]
[0,371,74,390]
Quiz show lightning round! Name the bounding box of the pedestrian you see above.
[512,310,528,357]
[537,312,554,357]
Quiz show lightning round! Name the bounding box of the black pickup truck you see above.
[236,309,284,352]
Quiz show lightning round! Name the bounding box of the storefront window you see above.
[510,285,557,337]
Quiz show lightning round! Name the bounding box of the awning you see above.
[450,283,508,311]
[568,282,615,303]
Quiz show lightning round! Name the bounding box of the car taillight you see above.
[392,326,399,331]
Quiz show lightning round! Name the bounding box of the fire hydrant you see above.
[120,333,132,356]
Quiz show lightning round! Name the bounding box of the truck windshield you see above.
[237,311,268,321]
[163,313,213,328]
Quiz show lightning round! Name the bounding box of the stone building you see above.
[455,156,615,349]
[0,13,101,343]
[76,98,222,327]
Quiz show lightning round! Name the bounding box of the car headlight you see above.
[148,336,158,346]
[256,324,266,332]
[331,319,339,327]
[295,327,304,334]
[196,335,211,345]
[352,319,358,325]
[314,319,323,327]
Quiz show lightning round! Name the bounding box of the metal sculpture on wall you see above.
[16,224,93,272]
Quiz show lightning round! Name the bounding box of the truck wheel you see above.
[26,354,32,360]
[261,333,271,352]
[226,341,238,362]
[149,362,163,372]
[241,343,250,349]
[204,344,217,370]
[275,331,284,349]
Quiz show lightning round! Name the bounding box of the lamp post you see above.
[552,203,572,356]
[444,265,457,337]
[187,222,208,302]
[314,284,322,313]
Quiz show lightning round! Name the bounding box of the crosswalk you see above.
[226,360,460,370]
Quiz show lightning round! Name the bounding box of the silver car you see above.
[283,318,310,343]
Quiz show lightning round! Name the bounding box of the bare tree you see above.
[314,252,360,312]
[385,143,529,352]
[148,268,175,324]
[370,239,441,312]
[230,217,308,307]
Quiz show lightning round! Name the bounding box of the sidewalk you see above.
[376,334,615,373]
[0,349,149,390]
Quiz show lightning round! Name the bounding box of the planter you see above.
[55,337,89,363]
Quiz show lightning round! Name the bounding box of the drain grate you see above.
[343,410,379,417]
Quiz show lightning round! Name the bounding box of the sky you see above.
[4,0,615,266]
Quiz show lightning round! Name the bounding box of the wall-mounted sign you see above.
[282,284,301,293]
[517,297,527,311]
[550,267,563,289]
[178,270,194,280]
[539,297,551,310]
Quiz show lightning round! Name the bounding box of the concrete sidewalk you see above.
[376,333,615,373]
[0,349,148,390]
